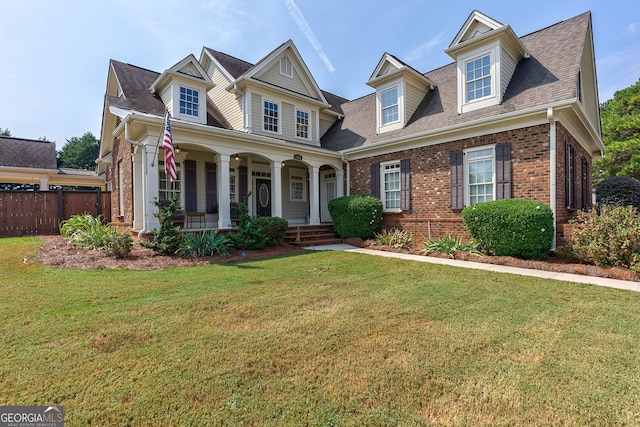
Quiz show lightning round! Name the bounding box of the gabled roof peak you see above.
[448,10,505,48]
[149,54,213,94]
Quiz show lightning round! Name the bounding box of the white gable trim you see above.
[199,48,236,83]
[448,10,504,49]
[150,54,214,93]
[236,40,329,106]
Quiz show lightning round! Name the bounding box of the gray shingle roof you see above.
[108,60,230,129]
[0,136,57,169]
[321,11,591,151]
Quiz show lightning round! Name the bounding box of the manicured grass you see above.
[1,236,640,425]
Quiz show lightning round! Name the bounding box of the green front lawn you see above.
[2,237,639,426]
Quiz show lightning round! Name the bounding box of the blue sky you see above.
[1,0,638,149]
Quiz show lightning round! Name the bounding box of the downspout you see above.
[547,107,557,251]
[341,152,350,196]
[123,120,148,239]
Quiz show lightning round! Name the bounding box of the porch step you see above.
[284,224,342,246]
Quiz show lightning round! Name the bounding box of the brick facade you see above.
[110,137,135,228]
[349,123,592,246]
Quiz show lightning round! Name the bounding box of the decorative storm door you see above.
[256,179,271,217]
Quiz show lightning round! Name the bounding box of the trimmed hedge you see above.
[328,195,383,239]
[251,216,289,247]
[461,199,554,260]
[595,175,640,210]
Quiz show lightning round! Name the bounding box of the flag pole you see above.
[150,110,168,167]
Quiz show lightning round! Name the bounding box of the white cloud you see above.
[283,0,335,72]
[404,33,445,63]
[626,23,638,35]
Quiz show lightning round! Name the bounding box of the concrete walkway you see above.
[303,244,640,293]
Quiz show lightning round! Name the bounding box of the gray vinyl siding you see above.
[207,63,243,130]
[282,102,295,138]
[252,94,317,144]
[319,117,336,138]
[160,85,173,114]
[500,48,518,99]
[405,82,427,125]
[257,62,312,97]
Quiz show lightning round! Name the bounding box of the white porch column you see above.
[309,166,320,225]
[144,144,161,231]
[270,161,283,218]
[217,154,231,229]
[336,168,345,198]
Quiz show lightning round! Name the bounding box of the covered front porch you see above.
[129,130,344,234]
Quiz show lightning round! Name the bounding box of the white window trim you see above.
[262,98,281,135]
[381,160,402,212]
[158,161,183,206]
[457,45,500,114]
[376,80,405,134]
[280,56,293,78]
[174,84,204,124]
[463,144,496,206]
[289,168,307,202]
[295,107,311,141]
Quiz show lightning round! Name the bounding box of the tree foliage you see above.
[57,131,99,170]
[594,79,640,183]
[0,127,12,136]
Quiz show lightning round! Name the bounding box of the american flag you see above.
[163,111,177,181]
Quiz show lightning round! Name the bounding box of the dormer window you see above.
[466,54,491,102]
[179,87,199,117]
[280,56,293,77]
[375,80,405,133]
[382,87,399,125]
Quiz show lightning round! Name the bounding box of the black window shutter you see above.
[185,160,197,212]
[495,142,511,200]
[565,141,571,209]
[400,158,411,211]
[239,166,248,203]
[371,162,380,199]
[205,162,217,214]
[450,150,463,209]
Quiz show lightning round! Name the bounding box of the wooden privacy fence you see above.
[0,190,111,236]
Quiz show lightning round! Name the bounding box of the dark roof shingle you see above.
[321,11,591,151]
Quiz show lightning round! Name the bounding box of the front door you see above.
[256,179,271,217]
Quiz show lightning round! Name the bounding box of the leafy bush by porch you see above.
[461,199,554,260]
[141,197,183,255]
[569,205,640,271]
[250,216,289,247]
[60,214,133,258]
[328,195,383,239]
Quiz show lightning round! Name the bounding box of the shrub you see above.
[60,214,113,249]
[570,205,640,270]
[372,229,413,249]
[104,231,133,259]
[595,175,640,210]
[461,199,554,260]
[421,233,482,259]
[328,195,383,240]
[251,216,289,247]
[178,230,233,257]
[230,192,268,250]
[60,214,133,258]
[141,197,183,255]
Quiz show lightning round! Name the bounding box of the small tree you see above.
[141,197,183,255]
